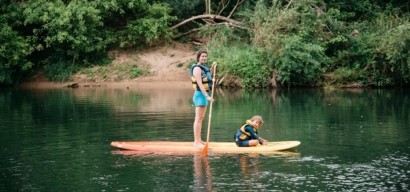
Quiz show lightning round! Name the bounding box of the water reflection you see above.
[111,151,214,191]
[111,150,300,191]
[193,153,212,191]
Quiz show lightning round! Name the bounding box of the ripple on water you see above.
[320,153,409,191]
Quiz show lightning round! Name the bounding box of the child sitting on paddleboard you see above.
[234,116,268,147]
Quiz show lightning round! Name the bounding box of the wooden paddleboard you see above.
[110,141,300,154]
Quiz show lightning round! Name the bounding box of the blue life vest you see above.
[190,64,213,91]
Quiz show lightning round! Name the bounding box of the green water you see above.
[0,87,409,191]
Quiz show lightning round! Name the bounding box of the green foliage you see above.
[324,67,363,86]
[323,33,375,82]
[113,64,149,79]
[316,1,410,87]
[208,36,271,88]
[23,0,111,59]
[230,0,410,87]
[159,0,203,21]
[1,0,409,87]
[0,23,34,84]
[0,3,34,85]
[129,66,143,78]
[203,24,268,88]
[247,0,327,86]
[43,58,78,82]
[322,12,410,86]
[324,0,409,22]
[0,0,176,84]
[378,23,410,85]
[324,0,379,21]
[117,2,176,47]
[274,36,325,86]
[78,64,147,82]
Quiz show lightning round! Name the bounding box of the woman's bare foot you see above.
[194,141,204,147]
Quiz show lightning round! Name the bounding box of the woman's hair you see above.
[250,115,264,126]
[196,50,207,62]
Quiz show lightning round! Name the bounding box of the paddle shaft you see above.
[202,63,217,156]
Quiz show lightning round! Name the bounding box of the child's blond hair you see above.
[250,115,264,127]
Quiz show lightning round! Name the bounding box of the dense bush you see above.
[247,0,327,86]
[378,23,410,85]
[209,44,271,88]
[1,0,175,85]
[196,0,410,87]
[242,0,409,87]
[274,36,325,86]
[0,3,34,85]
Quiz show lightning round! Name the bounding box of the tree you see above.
[0,2,34,85]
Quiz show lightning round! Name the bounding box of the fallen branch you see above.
[171,14,243,30]
[172,22,250,39]
[173,28,201,38]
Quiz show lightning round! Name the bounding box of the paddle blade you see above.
[201,143,209,157]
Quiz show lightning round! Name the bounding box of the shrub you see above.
[43,59,78,82]
[274,36,325,86]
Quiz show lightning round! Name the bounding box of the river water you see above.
[0,86,409,191]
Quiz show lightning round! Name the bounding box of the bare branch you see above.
[172,22,250,39]
[205,0,211,14]
[202,18,215,25]
[173,28,201,38]
[171,14,242,30]
[218,0,231,15]
[285,0,293,10]
[215,22,251,31]
[228,0,244,18]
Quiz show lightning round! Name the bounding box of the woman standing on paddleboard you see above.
[190,50,216,147]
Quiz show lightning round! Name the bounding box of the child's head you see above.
[249,115,264,128]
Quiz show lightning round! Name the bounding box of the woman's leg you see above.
[193,106,207,146]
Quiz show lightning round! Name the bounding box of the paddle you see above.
[201,62,217,157]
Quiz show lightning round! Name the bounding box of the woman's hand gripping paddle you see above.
[201,62,217,157]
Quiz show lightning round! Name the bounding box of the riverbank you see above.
[20,42,196,90]
[20,80,192,90]
[19,75,368,90]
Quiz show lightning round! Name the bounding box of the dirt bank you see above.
[21,42,197,89]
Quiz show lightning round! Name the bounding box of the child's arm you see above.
[245,126,268,145]
[258,137,268,145]
[245,126,259,139]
